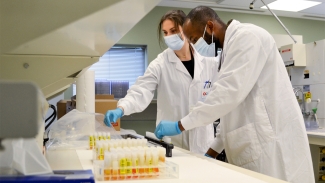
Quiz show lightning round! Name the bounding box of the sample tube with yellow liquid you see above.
[125,151,132,179]
[118,152,126,180]
[132,152,139,178]
[94,132,98,147]
[145,150,153,177]
[138,151,145,178]
[99,143,105,160]
[98,132,103,141]
[95,141,100,160]
[104,152,111,180]
[89,133,94,150]
[106,132,111,140]
[158,147,165,162]
[152,149,159,176]
[112,160,118,180]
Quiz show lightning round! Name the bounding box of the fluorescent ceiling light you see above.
[261,0,321,12]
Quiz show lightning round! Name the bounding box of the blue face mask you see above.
[194,25,215,57]
[164,33,185,51]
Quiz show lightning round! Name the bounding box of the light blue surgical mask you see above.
[164,33,185,50]
[194,25,215,57]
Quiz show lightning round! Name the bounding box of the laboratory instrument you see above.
[288,39,325,129]
[0,81,95,183]
[0,0,161,99]
[287,39,325,183]
[145,132,174,157]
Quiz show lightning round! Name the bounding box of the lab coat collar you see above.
[224,20,240,51]
[219,19,240,72]
[191,45,204,83]
[167,48,178,63]
[166,47,204,79]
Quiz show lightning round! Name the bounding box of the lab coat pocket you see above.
[226,123,262,167]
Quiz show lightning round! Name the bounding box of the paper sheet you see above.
[76,70,95,113]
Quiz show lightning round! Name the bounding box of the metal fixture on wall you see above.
[249,0,297,43]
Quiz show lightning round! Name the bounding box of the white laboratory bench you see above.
[46,147,287,183]
[307,128,325,146]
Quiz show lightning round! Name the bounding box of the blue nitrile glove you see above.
[104,108,123,127]
[154,120,181,139]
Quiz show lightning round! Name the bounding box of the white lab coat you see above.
[118,47,219,154]
[181,20,314,183]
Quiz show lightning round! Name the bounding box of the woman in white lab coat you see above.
[104,10,219,154]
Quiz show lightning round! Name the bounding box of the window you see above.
[91,45,147,86]
[73,44,147,98]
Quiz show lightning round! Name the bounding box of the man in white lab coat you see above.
[154,6,314,183]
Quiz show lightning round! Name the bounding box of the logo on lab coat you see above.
[203,92,208,96]
[202,90,209,99]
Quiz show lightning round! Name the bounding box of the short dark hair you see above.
[186,6,223,27]
[157,10,186,48]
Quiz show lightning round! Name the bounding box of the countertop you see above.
[307,128,325,146]
[46,147,288,183]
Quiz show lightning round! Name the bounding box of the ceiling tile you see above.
[219,0,276,8]
[312,0,325,2]
[300,2,325,16]
[158,0,325,21]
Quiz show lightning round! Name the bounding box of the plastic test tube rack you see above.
[90,136,179,181]
[93,158,179,181]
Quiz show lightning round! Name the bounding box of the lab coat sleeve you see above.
[117,59,160,115]
[181,31,268,130]
[210,123,224,153]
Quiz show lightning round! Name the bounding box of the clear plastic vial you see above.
[94,132,98,146]
[158,147,165,162]
[104,152,111,180]
[99,142,104,160]
[118,152,126,180]
[145,150,153,176]
[132,151,139,178]
[89,133,94,150]
[95,141,100,160]
[138,150,145,178]
[152,149,159,176]
[125,152,132,179]
[98,132,103,141]
[112,160,118,180]
[106,132,111,140]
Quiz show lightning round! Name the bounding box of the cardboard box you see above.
[57,100,70,119]
[95,99,120,131]
[95,94,114,99]
[56,99,120,131]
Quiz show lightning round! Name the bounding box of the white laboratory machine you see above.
[285,39,325,129]
[283,39,325,182]
[0,0,161,99]
[0,0,161,136]
[0,81,47,143]
[0,0,161,181]
[0,81,54,178]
